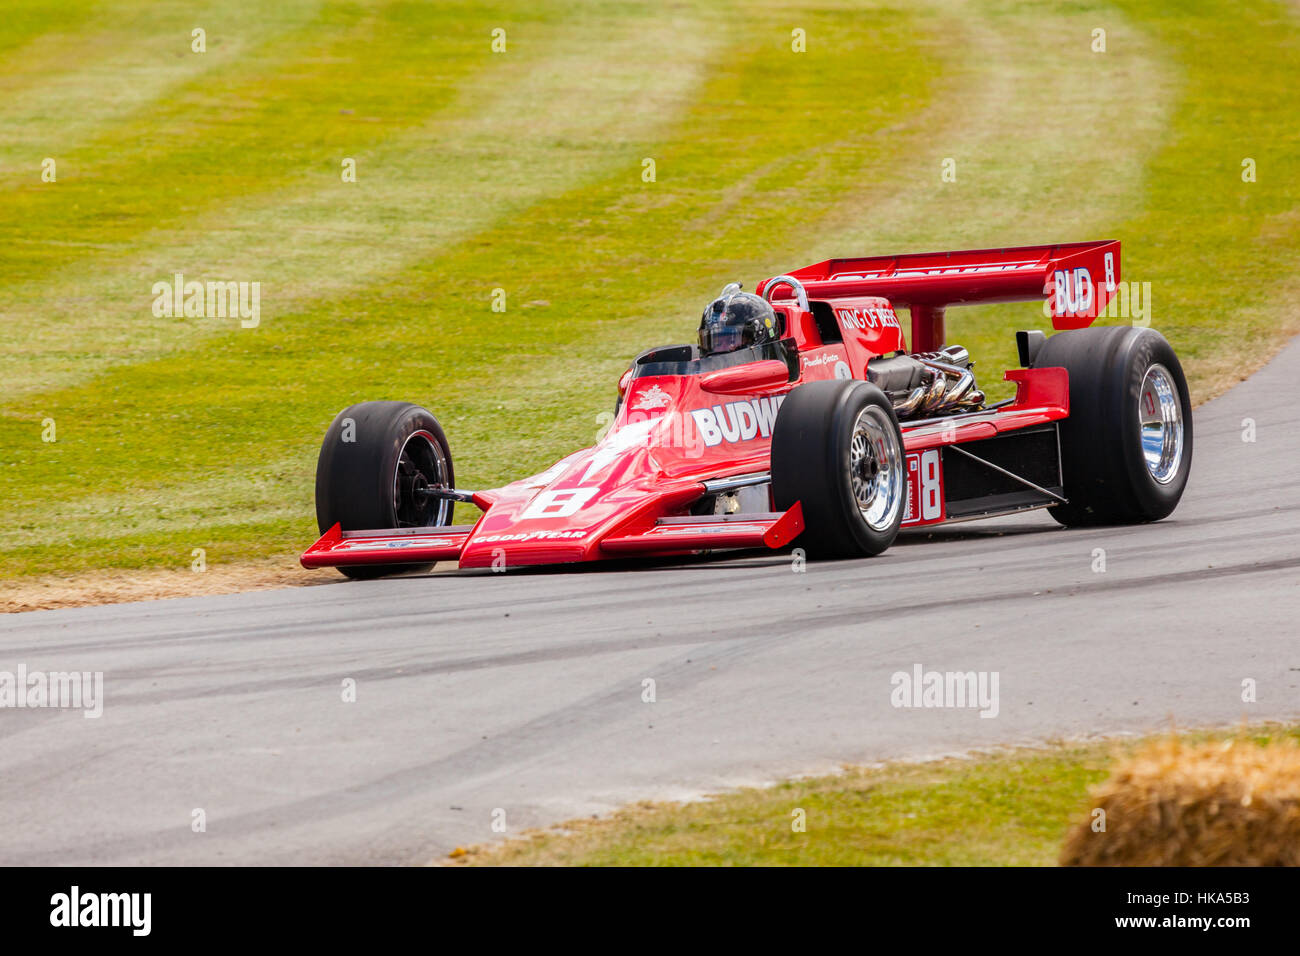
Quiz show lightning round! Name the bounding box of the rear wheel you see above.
[1034,326,1192,526]
[771,380,906,557]
[314,401,455,578]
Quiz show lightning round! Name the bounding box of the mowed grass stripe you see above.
[0,1,944,575]
[0,0,720,398]
[0,0,494,282]
[0,0,100,61]
[1105,0,1300,397]
[0,0,327,178]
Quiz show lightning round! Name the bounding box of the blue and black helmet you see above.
[698,285,779,356]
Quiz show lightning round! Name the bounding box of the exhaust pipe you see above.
[890,351,985,419]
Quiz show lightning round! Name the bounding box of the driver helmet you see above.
[698,285,779,356]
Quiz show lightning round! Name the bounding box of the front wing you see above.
[301,503,806,570]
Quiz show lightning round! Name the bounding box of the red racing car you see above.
[302,240,1192,577]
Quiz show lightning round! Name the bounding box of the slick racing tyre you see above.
[772,380,906,558]
[1034,326,1192,526]
[314,401,456,578]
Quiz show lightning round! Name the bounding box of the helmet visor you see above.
[700,319,749,356]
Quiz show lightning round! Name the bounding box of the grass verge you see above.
[453,723,1300,866]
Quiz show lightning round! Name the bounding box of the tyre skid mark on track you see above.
[6,508,1294,660]
[1,631,772,865]
[41,552,1300,710]
[885,521,1300,581]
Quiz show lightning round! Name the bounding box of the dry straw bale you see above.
[1060,736,1300,866]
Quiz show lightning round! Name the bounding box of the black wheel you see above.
[771,380,906,558]
[314,401,455,578]
[1034,326,1192,526]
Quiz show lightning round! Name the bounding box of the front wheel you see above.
[314,401,456,578]
[1034,326,1192,526]
[771,380,906,558]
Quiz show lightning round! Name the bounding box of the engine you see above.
[866,345,985,420]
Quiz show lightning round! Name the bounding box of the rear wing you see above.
[757,240,1120,352]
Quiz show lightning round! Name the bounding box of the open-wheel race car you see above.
[302,240,1192,577]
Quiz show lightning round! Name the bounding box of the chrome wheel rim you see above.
[849,405,904,531]
[394,430,450,527]
[1138,363,1184,484]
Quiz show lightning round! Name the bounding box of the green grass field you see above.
[1,0,1298,582]
[458,725,1300,866]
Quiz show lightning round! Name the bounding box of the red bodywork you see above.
[302,241,1117,572]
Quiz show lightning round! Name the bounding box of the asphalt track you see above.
[3,340,1299,865]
